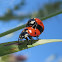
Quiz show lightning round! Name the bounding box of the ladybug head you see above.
[19,32,29,39]
[26,18,36,27]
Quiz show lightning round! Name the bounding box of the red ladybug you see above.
[34,18,44,31]
[26,18,44,32]
[25,27,40,37]
[18,27,41,45]
[18,18,44,46]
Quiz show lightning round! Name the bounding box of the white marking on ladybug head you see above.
[19,35,22,39]
[26,30,28,32]
[25,34,28,38]
[19,36,21,38]
[22,36,24,37]
[30,21,35,24]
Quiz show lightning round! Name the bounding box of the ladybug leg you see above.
[18,38,21,45]
[32,22,38,30]
[18,38,24,45]
[36,36,39,40]
[28,36,33,45]
[35,23,38,29]
[18,38,20,43]
[32,21,36,28]
[25,37,29,48]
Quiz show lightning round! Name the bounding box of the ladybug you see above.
[26,18,44,33]
[24,27,40,37]
[18,27,41,45]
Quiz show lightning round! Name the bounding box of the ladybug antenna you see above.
[18,38,20,44]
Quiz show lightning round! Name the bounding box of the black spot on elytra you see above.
[40,22,42,24]
[35,32,36,34]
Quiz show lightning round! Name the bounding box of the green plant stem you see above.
[0,24,25,37]
[0,39,62,56]
[0,10,62,37]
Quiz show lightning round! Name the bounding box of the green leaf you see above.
[0,39,62,56]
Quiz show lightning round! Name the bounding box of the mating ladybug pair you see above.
[18,18,44,45]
